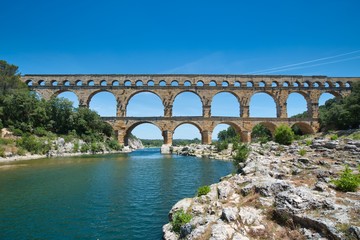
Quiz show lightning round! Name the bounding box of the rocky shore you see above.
[163,137,360,240]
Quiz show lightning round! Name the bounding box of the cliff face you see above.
[127,136,144,150]
[163,138,360,240]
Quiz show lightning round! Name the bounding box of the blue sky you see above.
[2,0,360,140]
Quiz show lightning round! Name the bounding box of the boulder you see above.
[221,207,238,222]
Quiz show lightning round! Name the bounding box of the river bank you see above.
[163,136,360,239]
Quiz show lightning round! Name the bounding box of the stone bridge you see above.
[22,74,357,145]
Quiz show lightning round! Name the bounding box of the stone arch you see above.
[258,81,266,87]
[246,81,253,87]
[100,80,107,86]
[345,82,351,88]
[173,122,203,142]
[271,81,278,87]
[249,91,278,117]
[112,80,120,86]
[38,80,46,86]
[88,80,95,86]
[54,90,80,108]
[88,90,117,116]
[184,80,191,86]
[87,89,116,106]
[283,81,289,87]
[222,81,229,87]
[209,80,217,86]
[211,91,240,117]
[171,90,204,116]
[234,81,241,87]
[51,80,58,86]
[255,122,277,135]
[147,80,155,86]
[291,122,315,135]
[318,92,340,106]
[171,80,179,86]
[63,80,71,86]
[197,81,204,86]
[303,81,310,87]
[293,81,300,87]
[26,79,33,86]
[124,80,132,86]
[211,122,242,140]
[126,90,164,117]
[286,91,311,117]
[135,80,143,86]
[75,80,82,86]
[159,80,167,86]
[124,122,163,146]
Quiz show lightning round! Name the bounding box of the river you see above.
[0,148,233,239]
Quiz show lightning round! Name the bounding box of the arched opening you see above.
[258,81,265,87]
[56,91,79,108]
[89,91,116,116]
[147,80,154,86]
[112,80,119,86]
[250,92,277,117]
[127,92,163,117]
[159,80,166,86]
[291,122,314,135]
[251,123,274,142]
[173,123,201,145]
[100,80,107,86]
[63,80,70,86]
[209,81,217,87]
[303,82,310,88]
[234,81,241,87]
[171,80,179,86]
[126,123,163,146]
[324,82,330,88]
[335,82,340,88]
[38,80,45,86]
[184,80,191,86]
[173,92,202,116]
[51,80,58,86]
[271,81,278,87]
[212,123,241,141]
[136,80,143,86]
[287,92,308,118]
[222,81,229,87]
[246,81,253,87]
[293,82,299,87]
[124,80,132,86]
[313,82,320,88]
[283,82,289,87]
[211,92,240,117]
[26,80,33,86]
[319,92,337,106]
[88,80,95,86]
[345,82,351,88]
[197,81,204,86]
[75,80,82,86]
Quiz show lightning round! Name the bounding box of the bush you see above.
[305,139,312,146]
[80,143,89,153]
[33,127,49,137]
[90,142,102,153]
[274,124,294,145]
[106,139,122,151]
[73,141,79,153]
[332,165,360,192]
[233,143,251,170]
[17,147,26,156]
[17,135,50,154]
[299,148,306,156]
[330,134,338,140]
[0,147,5,157]
[171,210,192,233]
[197,185,211,197]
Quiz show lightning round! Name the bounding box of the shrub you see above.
[171,210,192,233]
[0,147,5,158]
[80,143,89,153]
[106,139,122,151]
[305,139,312,146]
[33,127,49,137]
[197,185,211,197]
[215,141,228,152]
[332,165,360,192]
[299,148,306,156]
[330,134,338,140]
[73,141,79,153]
[90,142,102,153]
[274,124,294,145]
[17,147,26,156]
[233,143,251,170]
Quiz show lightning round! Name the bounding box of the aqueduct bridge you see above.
[22,74,358,145]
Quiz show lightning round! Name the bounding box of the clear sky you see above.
[1,0,360,140]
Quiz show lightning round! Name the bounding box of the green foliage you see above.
[251,124,272,143]
[290,111,309,118]
[217,126,237,142]
[319,82,360,130]
[330,134,338,140]
[299,148,307,156]
[73,141,80,153]
[197,185,211,197]
[90,142,102,153]
[305,139,312,146]
[0,60,27,95]
[0,146,5,157]
[332,165,360,192]
[80,143,90,153]
[16,135,50,154]
[34,127,49,137]
[233,143,251,169]
[274,124,294,145]
[106,139,122,151]
[171,210,192,233]
[16,147,26,156]
[215,140,229,151]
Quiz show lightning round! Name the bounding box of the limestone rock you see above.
[221,207,238,222]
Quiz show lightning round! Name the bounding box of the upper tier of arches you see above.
[23,74,356,89]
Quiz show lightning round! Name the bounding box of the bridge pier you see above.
[162,130,173,145]
[241,131,251,143]
[201,130,212,144]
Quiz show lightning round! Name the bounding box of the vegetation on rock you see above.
[274,124,294,145]
[332,165,360,192]
[171,210,192,233]
[197,185,211,197]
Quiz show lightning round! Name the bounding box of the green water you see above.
[0,148,233,239]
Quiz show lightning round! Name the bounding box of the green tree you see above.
[274,124,294,145]
[251,124,272,142]
[0,60,27,95]
[217,126,237,142]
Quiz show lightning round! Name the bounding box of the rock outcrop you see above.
[163,137,360,240]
